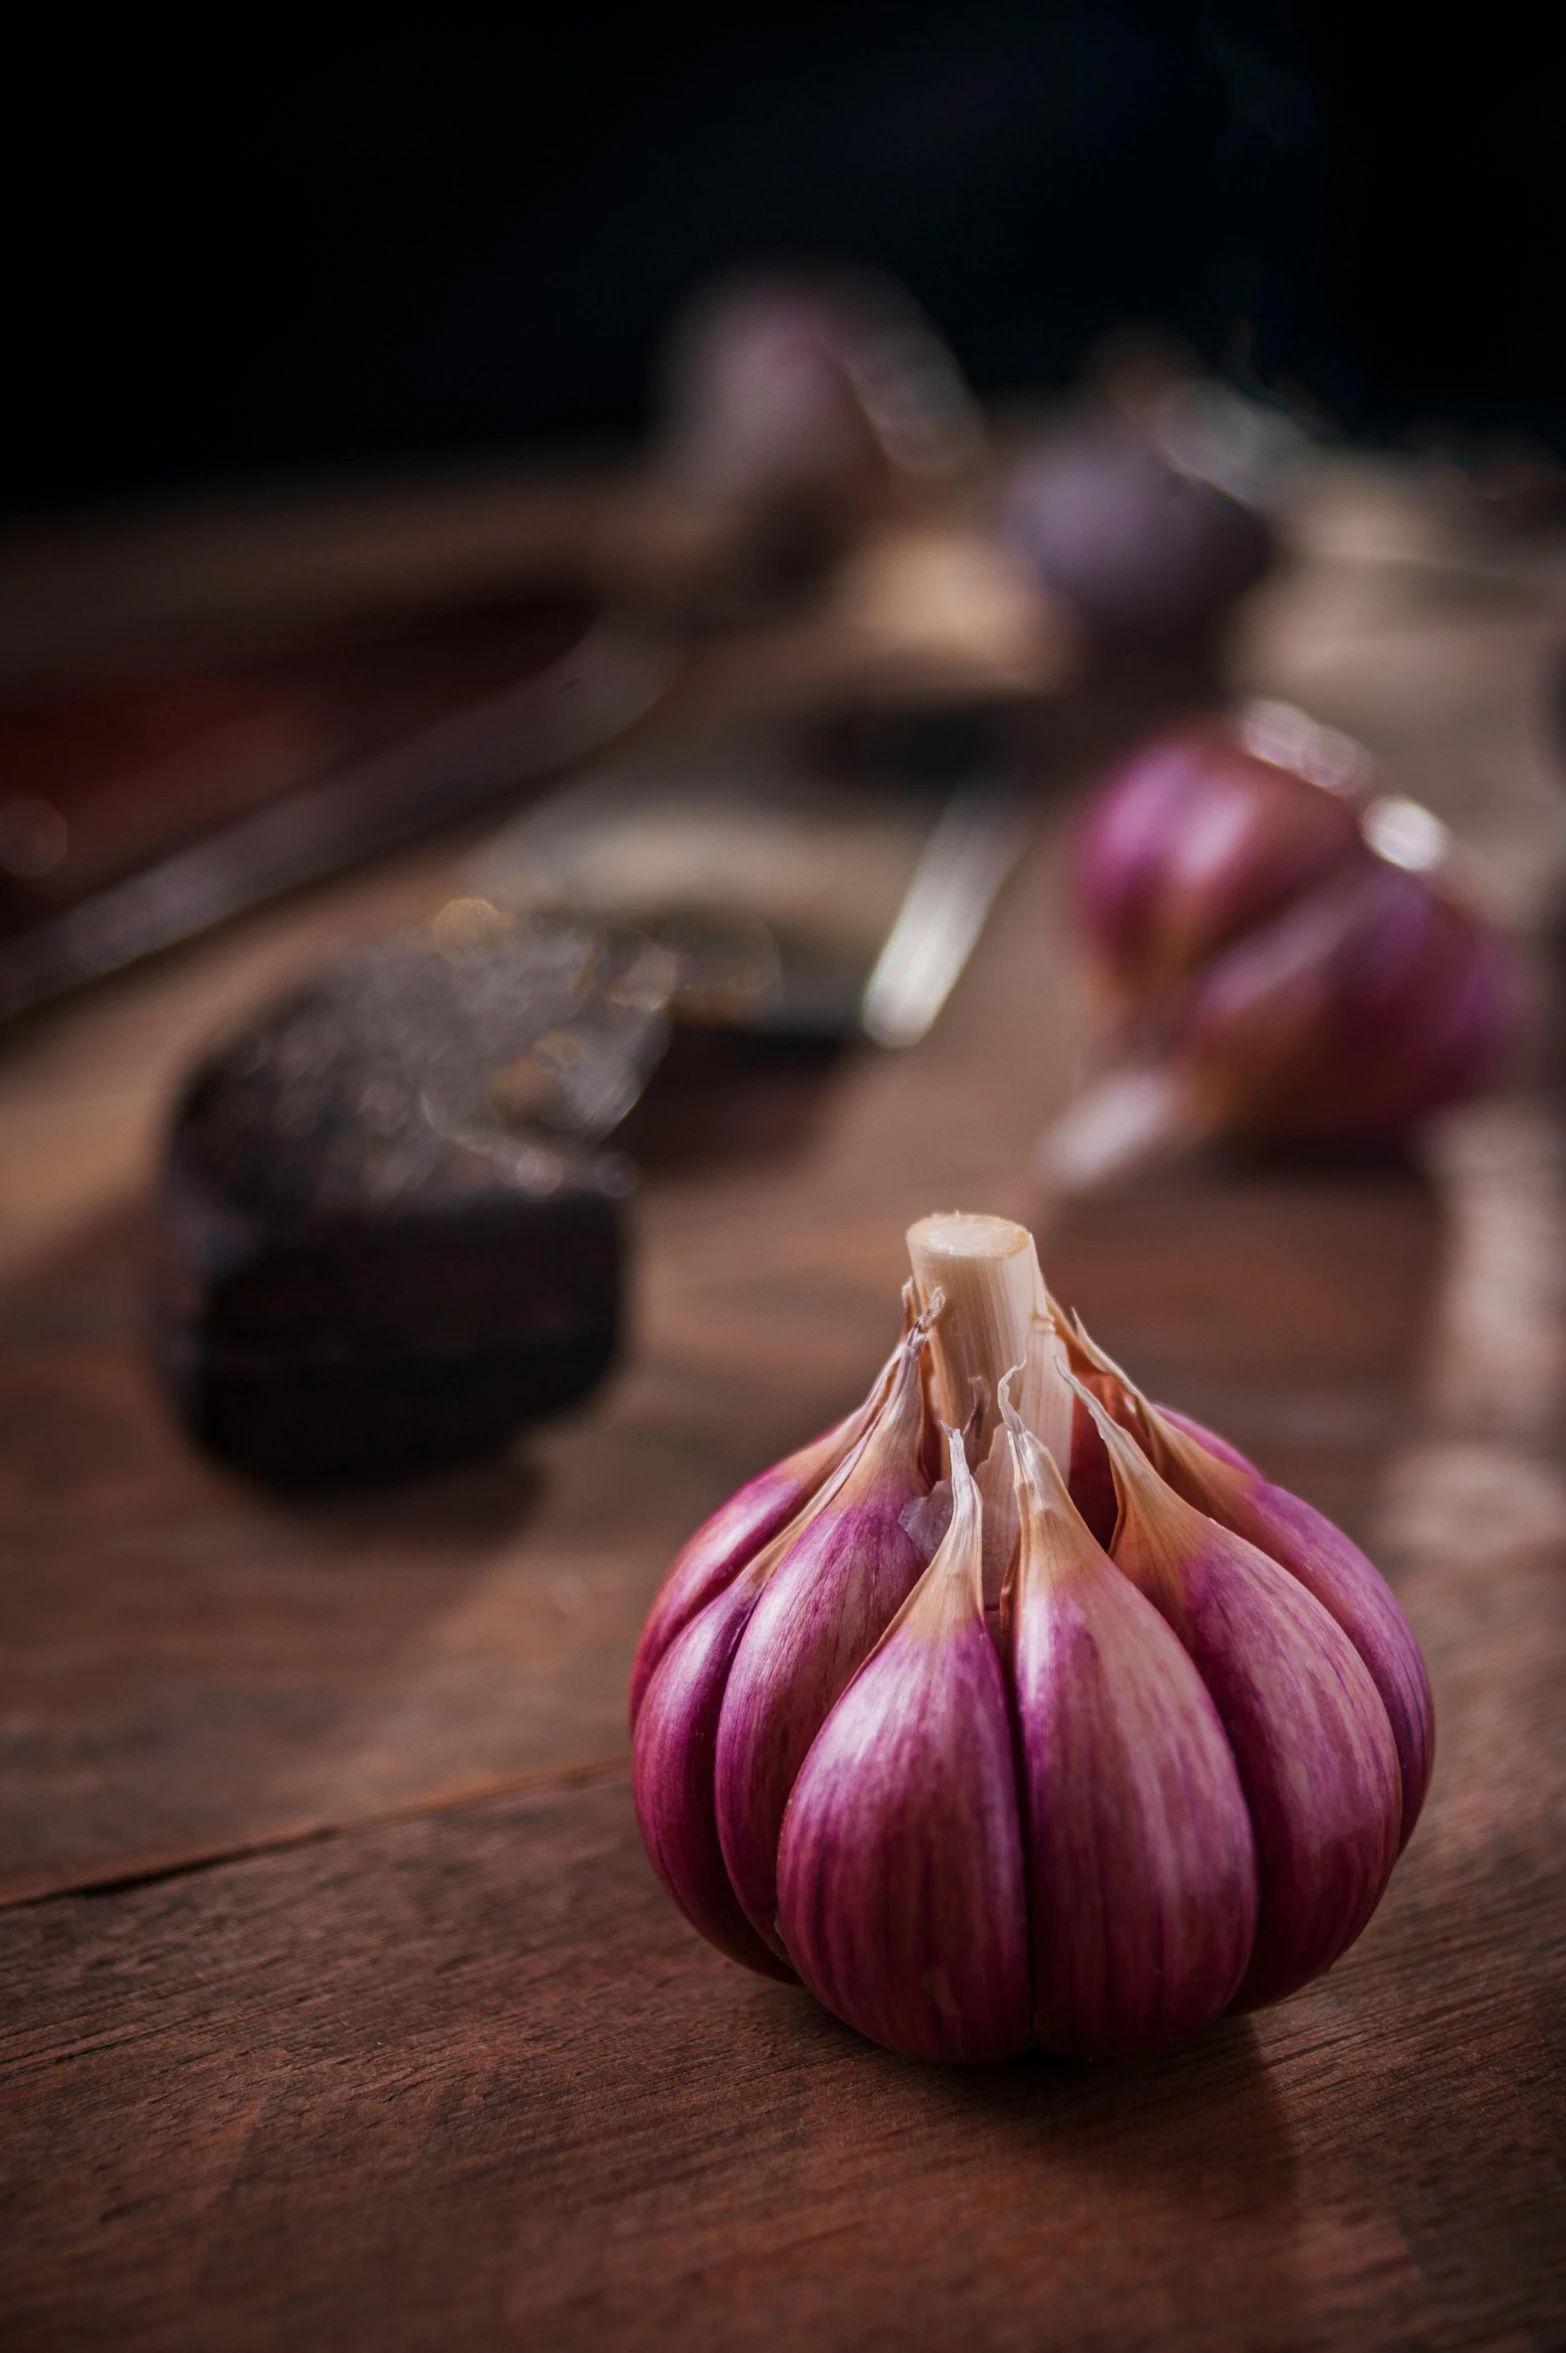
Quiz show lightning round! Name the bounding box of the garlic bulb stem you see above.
[907,1214,1036,1426]
[907,1210,1073,1476]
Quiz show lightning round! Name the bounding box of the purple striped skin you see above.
[1060,1311,1431,1848]
[715,1344,934,1957]
[1143,1410,1434,1850]
[1008,1424,1258,2057]
[631,1565,797,1983]
[1075,1382,1402,2010]
[629,1345,902,1729]
[629,1456,820,1734]
[775,1441,1031,2063]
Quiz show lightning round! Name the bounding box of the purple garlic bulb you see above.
[1004,413,1273,643]
[631,1211,1433,2062]
[1043,704,1519,1189]
[1071,713,1367,1004]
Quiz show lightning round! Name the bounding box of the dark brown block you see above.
[149,936,642,1484]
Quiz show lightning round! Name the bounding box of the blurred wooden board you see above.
[1,457,1565,2347]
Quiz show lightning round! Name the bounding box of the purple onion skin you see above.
[1073,728,1362,1003]
[1084,1397,1403,2010]
[1005,419,1272,642]
[1145,1412,1434,1848]
[631,1568,797,1983]
[716,1495,930,1959]
[775,1466,1031,2062]
[1011,1434,1258,2056]
[1183,860,1516,1144]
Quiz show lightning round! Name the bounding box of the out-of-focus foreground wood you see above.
[1,459,1564,2349]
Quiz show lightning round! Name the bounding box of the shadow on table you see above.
[0,1193,623,1905]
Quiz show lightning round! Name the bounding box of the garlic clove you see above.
[629,1317,908,1728]
[1007,1410,1257,2055]
[631,1561,799,1983]
[714,1330,937,1956]
[1144,1413,1435,1849]
[1052,1296,1259,1483]
[1062,1311,1434,1850]
[1071,1376,1402,2010]
[774,1433,1031,2061]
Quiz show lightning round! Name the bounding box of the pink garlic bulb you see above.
[1003,415,1273,643]
[1175,853,1514,1144]
[631,1212,1432,2062]
[1072,715,1367,1003]
[1045,704,1517,1187]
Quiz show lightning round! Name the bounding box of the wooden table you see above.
[2,461,1564,2350]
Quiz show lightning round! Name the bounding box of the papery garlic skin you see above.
[1074,1380,1403,2008]
[775,1435,1031,2062]
[1154,1403,1257,1474]
[715,1332,936,1957]
[906,1211,1073,1609]
[1008,1413,1258,2056]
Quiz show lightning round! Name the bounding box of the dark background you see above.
[6,3,1562,518]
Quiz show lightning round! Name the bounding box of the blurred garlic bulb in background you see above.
[1003,337,1288,646]
[655,267,985,572]
[1041,702,1518,1189]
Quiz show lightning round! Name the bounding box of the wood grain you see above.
[2,1491,1562,2353]
[0,819,1455,1902]
[1,458,1564,2346]
[0,806,1067,1900]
